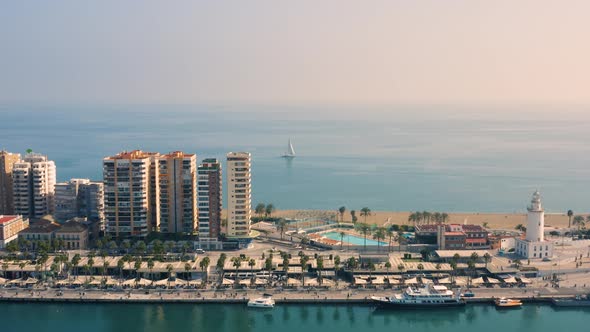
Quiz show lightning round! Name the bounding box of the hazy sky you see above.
[1,0,590,105]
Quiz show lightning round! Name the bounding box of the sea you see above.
[0,302,588,332]
[1,103,590,214]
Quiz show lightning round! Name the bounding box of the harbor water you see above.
[0,302,588,332]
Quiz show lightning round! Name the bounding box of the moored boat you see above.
[247,293,275,308]
[371,284,465,309]
[495,297,522,308]
[551,294,590,307]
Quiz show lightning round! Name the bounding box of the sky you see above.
[1,0,590,106]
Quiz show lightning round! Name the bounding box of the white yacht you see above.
[247,294,275,308]
[281,138,296,158]
[371,284,465,308]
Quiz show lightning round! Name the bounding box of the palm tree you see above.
[449,261,457,283]
[360,207,371,223]
[248,258,256,284]
[2,262,8,278]
[339,231,346,250]
[264,257,273,286]
[71,254,81,277]
[338,206,346,223]
[441,213,449,224]
[147,259,155,282]
[277,219,287,240]
[573,216,585,238]
[88,257,95,277]
[422,211,431,224]
[199,257,210,283]
[316,256,324,285]
[515,224,525,232]
[134,259,141,279]
[166,264,173,288]
[216,253,227,282]
[347,257,358,278]
[567,210,574,228]
[397,263,405,273]
[433,212,441,224]
[231,257,241,286]
[282,256,289,283]
[408,212,417,226]
[117,259,125,282]
[102,261,110,280]
[350,210,357,223]
[184,263,191,285]
[255,203,266,220]
[384,261,391,275]
[300,255,309,285]
[368,261,376,284]
[386,229,394,253]
[373,227,386,252]
[357,223,371,250]
[265,204,275,220]
[417,263,424,272]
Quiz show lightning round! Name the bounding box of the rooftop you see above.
[105,150,159,160]
[0,215,20,224]
[56,220,88,233]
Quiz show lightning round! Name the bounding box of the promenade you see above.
[0,284,587,305]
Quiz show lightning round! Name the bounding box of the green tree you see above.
[384,261,392,274]
[265,204,275,220]
[567,210,574,228]
[277,219,288,240]
[199,256,210,283]
[71,254,81,277]
[248,258,256,284]
[265,257,273,286]
[338,206,346,223]
[166,264,173,288]
[2,262,8,278]
[316,256,324,285]
[358,223,371,250]
[373,227,386,252]
[368,260,376,283]
[350,210,357,223]
[360,207,371,223]
[255,203,266,220]
[231,257,241,286]
[117,258,125,281]
[483,253,491,269]
[184,262,191,285]
[134,259,142,278]
[147,258,155,282]
[347,257,358,276]
[299,255,309,285]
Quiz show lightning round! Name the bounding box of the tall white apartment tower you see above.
[226,152,252,238]
[12,153,56,219]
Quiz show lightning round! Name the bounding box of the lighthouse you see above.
[525,190,544,242]
[515,191,554,259]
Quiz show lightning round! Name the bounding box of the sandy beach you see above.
[264,209,582,231]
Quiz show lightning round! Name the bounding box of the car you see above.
[542,257,551,262]
[195,249,206,254]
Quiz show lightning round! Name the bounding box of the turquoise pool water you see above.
[322,231,387,246]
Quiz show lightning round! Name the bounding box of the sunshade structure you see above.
[471,277,485,285]
[385,277,400,285]
[254,278,267,285]
[486,277,501,284]
[303,278,319,286]
[420,277,433,284]
[123,278,152,287]
[372,277,386,285]
[188,279,203,286]
[519,277,532,284]
[155,278,186,288]
[454,277,468,286]
[8,277,38,286]
[105,277,119,286]
[404,277,419,285]
[354,278,367,285]
[286,278,302,286]
[88,277,103,286]
[319,278,335,287]
[0,277,7,285]
[503,276,518,284]
[221,278,233,286]
[239,279,251,286]
[437,277,452,284]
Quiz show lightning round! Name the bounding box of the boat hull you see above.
[371,297,465,309]
[551,300,590,307]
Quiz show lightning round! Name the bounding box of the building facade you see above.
[157,152,197,234]
[103,150,159,238]
[515,191,554,259]
[12,153,56,219]
[417,224,489,250]
[18,217,61,248]
[197,158,222,239]
[55,179,104,224]
[0,215,29,249]
[55,220,89,250]
[226,152,252,238]
[0,151,21,215]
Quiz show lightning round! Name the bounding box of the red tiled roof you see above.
[0,216,18,224]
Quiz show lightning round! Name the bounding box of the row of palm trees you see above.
[336,206,372,223]
[254,203,276,220]
[408,211,449,226]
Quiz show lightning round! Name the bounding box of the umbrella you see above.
[88,278,103,286]
[454,277,468,286]
[354,278,367,285]
[155,278,170,286]
[286,278,301,286]
[421,277,433,284]
[404,277,419,285]
[503,276,518,284]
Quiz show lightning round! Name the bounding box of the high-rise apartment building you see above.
[103,150,159,238]
[226,152,252,238]
[157,152,197,234]
[12,153,56,219]
[55,178,104,223]
[0,151,21,214]
[197,158,222,239]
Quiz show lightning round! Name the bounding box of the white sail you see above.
[287,138,295,156]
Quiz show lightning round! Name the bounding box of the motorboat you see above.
[552,294,590,307]
[247,293,275,308]
[371,284,465,308]
[495,297,522,308]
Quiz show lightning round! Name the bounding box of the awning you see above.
[454,277,468,286]
[421,277,433,284]
[221,278,233,286]
[437,277,452,284]
[519,277,532,284]
[503,276,518,284]
[404,277,419,285]
[286,278,301,286]
[486,277,500,284]
[354,278,367,285]
[386,277,400,285]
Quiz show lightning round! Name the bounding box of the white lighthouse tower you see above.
[515,191,553,259]
[525,190,544,242]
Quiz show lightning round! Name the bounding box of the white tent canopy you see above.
[486,277,500,284]
[454,277,468,286]
[404,277,419,285]
[471,277,485,285]
[503,276,518,284]
[286,278,301,286]
[437,277,452,284]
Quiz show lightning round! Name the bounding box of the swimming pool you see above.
[321,231,387,246]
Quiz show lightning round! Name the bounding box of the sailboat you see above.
[282,138,296,158]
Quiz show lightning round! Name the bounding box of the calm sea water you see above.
[0,303,588,332]
[1,104,589,213]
